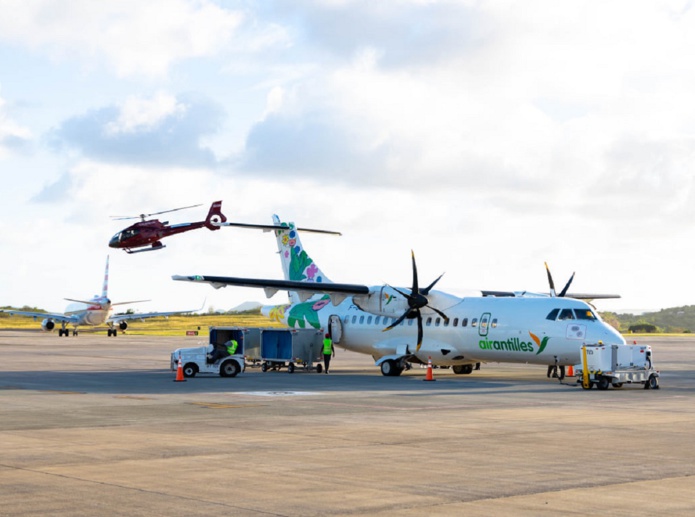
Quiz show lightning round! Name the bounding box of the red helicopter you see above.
[109,201,227,253]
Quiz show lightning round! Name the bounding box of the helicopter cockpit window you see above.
[546,308,560,321]
[558,308,575,320]
[574,309,597,320]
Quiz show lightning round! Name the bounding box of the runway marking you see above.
[188,402,265,409]
[241,391,321,397]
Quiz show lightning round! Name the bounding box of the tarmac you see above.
[1,330,694,516]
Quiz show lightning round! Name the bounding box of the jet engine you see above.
[119,321,128,331]
[41,319,55,331]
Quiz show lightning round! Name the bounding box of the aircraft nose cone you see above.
[108,234,119,248]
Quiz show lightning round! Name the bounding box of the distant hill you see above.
[601,305,695,333]
[228,301,262,314]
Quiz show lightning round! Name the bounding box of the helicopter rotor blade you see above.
[110,203,204,222]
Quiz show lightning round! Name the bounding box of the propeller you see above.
[110,203,203,222]
[544,262,575,297]
[383,251,448,351]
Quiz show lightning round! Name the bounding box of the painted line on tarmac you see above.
[188,402,265,409]
[241,391,322,397]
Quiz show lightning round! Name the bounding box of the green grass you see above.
[0,313,285,336]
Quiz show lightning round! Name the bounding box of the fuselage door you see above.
[479,312,491,337]
[329,314,343,344]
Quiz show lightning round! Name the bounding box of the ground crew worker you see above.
[226,339,239,355]
[322,333,334,374]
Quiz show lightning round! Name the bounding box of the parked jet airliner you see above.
[174,216,623,376]
[3,256,199,336]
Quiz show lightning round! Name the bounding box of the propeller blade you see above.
[422,273,444,295]
[544,262,556,296]
[383,311,408,331]
[410,250,419,294]
[558,272,576,297]
[429,305,448,321]
[415,311,423,351]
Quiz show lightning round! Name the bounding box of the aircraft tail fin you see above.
[102,255,110,299]
[204,200,227,230]
[272,215,332,304]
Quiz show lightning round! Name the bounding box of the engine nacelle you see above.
[41,319,55,331]
[118,321,128,331]
[353,286,410,317]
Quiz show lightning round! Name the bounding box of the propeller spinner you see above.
[383,251,448,351]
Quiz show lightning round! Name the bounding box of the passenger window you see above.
[435,318,441,327]
[375,316,381,325]
[546,308,560,321]
[344,316,349,324]
[443,318,449,327]
[426,317,432,326]
[471,318,478,327]
[462,318,468,327]
[367,316,373,324]
[359,316,364,324]
[453,318,459,327]
[408,319,414,326]
[491,318,498,328]
[558,309,574,320]
[352,316,357,324]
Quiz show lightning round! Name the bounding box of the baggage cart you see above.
[574,343,659,390]
[259,328,324,373]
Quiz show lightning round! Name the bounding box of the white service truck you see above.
[574,342,659,390]
[170,343,245,378]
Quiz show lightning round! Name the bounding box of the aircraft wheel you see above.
[597,377,610,390]
[287,362,295,374]
[58,329,63,337]
[220,360,240,378]
[612,383,624,389]
[380,359,397,376]
[183,364,198,378]
[453,364,474,375]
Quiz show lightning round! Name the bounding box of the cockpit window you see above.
[558,308,575,320]
[574,309,597,320]
[546,309,560,321]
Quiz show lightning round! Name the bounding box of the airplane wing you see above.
[478,291,620,300]
[0,309,79,323]
[108,307,202,325]
[172,275,368,304]
[213,222,342,235]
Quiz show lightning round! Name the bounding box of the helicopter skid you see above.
[125,244,166,254]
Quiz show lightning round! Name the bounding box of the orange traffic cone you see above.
[423,357,436,382]
[567,365,574,377]
[174,356,186,382]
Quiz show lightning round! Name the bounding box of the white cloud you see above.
[0,94,32,157]
[0,0,243,77]
[105,92,185,135]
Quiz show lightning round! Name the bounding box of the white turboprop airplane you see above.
[173,216,624,377]
[2,256,199,337]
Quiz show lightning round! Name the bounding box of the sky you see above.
[1,0,694,317]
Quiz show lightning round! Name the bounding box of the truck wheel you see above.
[612,383,624,389]
[220,361,240,378]
[183,364,197,378]
[261,362,268,372]
[597,377,610,390]
[648,375,659,390]
[582,381,594,390]
[316,364,323,374]
[288,362,295,374]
